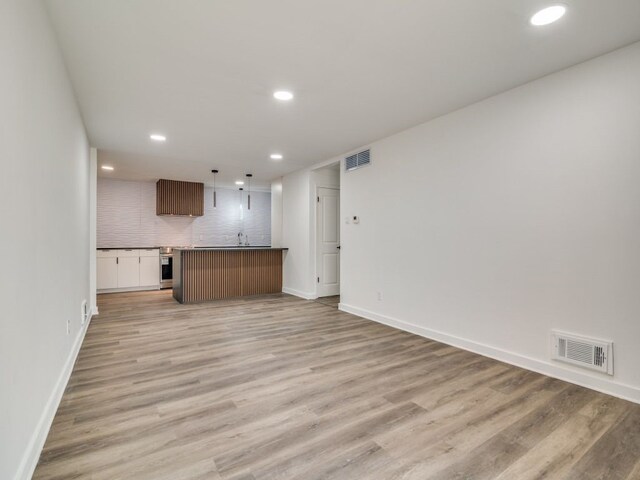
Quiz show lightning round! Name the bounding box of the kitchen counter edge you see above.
[173,247,288,251]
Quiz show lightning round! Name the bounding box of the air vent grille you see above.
[80,299,88,325]
[551,331,613,375]
[345,149,371,171]
[594,346,606,367]
[558,338,566,357]
[566,341,594,365]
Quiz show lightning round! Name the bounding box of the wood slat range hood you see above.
[156,179,204,216]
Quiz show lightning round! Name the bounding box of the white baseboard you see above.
[282,287,318,300]
[339,302,640,405]
[13,311,94,480]
[97,285,160,294]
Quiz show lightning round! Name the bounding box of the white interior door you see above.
[316,187,340,297]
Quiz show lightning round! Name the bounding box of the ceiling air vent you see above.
[345,149,371,172]
[551,331,613,375]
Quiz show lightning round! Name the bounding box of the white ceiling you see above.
[46,0,640,189]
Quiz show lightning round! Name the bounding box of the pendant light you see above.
[211,169,219,207]
[246,173,252,210]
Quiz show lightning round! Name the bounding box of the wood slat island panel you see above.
[173,248,286,303]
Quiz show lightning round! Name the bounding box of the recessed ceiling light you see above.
[273,90,294,101]
[101,165,114,171]
[235,181,244,185]
[530,5,566,26]
[270,154,283,160]
[150,134,166,142]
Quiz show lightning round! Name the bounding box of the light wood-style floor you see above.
[34,291,640,480]
[314,295,340,309]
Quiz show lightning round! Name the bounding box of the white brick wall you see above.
[97,178,271,247]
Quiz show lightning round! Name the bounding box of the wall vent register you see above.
[345,149,371,171]
[551,331,613,375]
[80,299,88,325]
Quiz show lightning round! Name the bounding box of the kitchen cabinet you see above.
[139,249,160,286]
[115,249,141,288]
[97,248,160,292]
[97,257,118,289]
[117,256,139,288]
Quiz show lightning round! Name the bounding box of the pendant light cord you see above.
[211,169,218,207]
[246,173,252,210]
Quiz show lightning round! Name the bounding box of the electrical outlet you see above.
[199,234,203,241]
[66,317,70,335]
[377,291,383,301]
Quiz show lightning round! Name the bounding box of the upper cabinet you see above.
[156,179,204,216]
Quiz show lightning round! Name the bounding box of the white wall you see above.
[284,41,640,402]
[312,165,340,190]
[271,178,283,248]
[90,149,98,314]
[97,178,271,248]
[281,169,314,298]
[280,164,341,298]
[0,1,91,479]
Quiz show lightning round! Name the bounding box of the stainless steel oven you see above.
[159,247,174,289]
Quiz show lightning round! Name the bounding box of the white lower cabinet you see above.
[97,257,118,289]
[139,256,160,286]
[97,248,160,292]
[117,256,140,288]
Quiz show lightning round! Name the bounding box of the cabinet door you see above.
[139,256,159,287]
[117,249,140,257]
[117,256,140,288]
[97,257,118,289]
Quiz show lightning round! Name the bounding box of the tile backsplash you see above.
[97,178,271,248]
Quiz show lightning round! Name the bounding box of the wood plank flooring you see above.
[34,291,640,479]
[313,295,340,309]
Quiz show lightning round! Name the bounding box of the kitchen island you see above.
[172,247,288,303]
